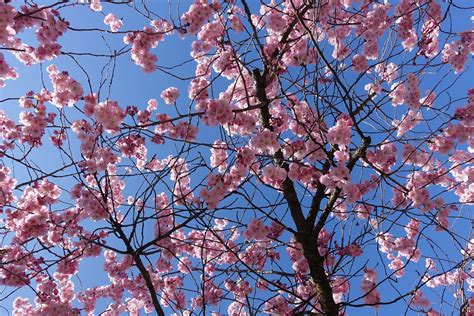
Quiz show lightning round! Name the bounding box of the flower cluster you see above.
[204,98,233,126]
[360,269,381,306]
[229,14,244,33]
[117,134,147,169]
[261,165,287,189]
[90,0,102,11]
[419,1,441,58]
[389,81,405,106]
[189,77,209,101]
[337,243,363,257]
[442,31,474,74]
[47,65,83,107]
[0,110,21,149]
[244,219,269,241]
[161,86,179,104]
[404,74,421,109]
[93,100,125,133]
[356,3,391,60]
[0,164,16,208]
[210,140,228,173]
[200,174,226,210]
[320,165,350,190]
[352,54,368,73]
[181,0,213,35]
[395,0,417,50]
[375,62,398,83]
[32,9,69,62]
[164,158,192,205]
[366,142,397,173]
[250,129,280,154]
[326,114,353,146]
[393,110,422,137]
[264,295,292,315]
[198,18,225,46]
[0,52,18,87]
[281,35,317,67]
[71,119,119,174]
[104,13,122,32]
[19,104,51,147]
[6,180,60,241]
[0,2,16,47]
[168,121,199,142]
[123,21,166,72]
[13,273,79,315]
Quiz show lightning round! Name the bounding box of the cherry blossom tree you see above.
[0,0,473,315]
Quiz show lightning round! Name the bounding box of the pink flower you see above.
[160,87,179,104]
[366,142,397,173]
[0,164,16,207]
[410,290,431,310]
[404,74,421,109]
[320,165,350,190]
[326,114,353,146]
[181,1,213,35]
[442,31,474,73]
[388,257,405,277]
[210,140,228,173]
[261,165,287,188]
[47,65,83,107]
[0,52,18,87]
[264,295,292,315]
[338,243,363,257]
[104,13,122,32]
[352,54,368,72]
[188,77,209,101]
[250,129,280,154]
[405,219,419,239]
[395,0,418,51]
[123,20,167,72]
[94,100,125,133]
[390,82,405,106]
[90,0,102,11]
[360,269,381,306]
[204,99,233,126]
[229,15,244,32]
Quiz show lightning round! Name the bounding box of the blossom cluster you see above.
[104,13,122,32]
[123,20,168,72]
[1,1,473,315]
[161,86,180,104]
[47,65,84,107]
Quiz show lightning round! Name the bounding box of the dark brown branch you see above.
[252,64,339,315]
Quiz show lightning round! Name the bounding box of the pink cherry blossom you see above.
[352,54,368,73]
[360,269,380,306]
[104,13,122,32]
[160,86,179,104]
[94,100,125,133]
[261,165,287,188]
[47,65,83,107]
[250,129,280,154]
[0,2,472,316]
[326,114,353,146]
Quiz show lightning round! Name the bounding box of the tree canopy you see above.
[0,0,473,315]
